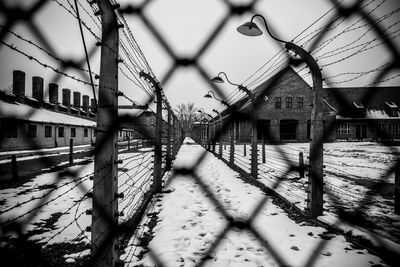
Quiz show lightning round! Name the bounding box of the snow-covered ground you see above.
[125,139,387,266]
[0,148,155,263]
[218,142,400,244]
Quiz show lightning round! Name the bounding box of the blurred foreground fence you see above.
[1,0,400,266]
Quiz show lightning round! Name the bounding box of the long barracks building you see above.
[205,66,400,143]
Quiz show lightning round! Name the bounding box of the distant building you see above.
[120,110,170,140]
[0,70,99,151]
[207,66,400,143]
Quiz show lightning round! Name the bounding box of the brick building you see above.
[208,66,400,143]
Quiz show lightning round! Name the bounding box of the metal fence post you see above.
[91,1,119,266]
[11,155,18,180]
[299,152,305,178]
[69,138,73,166]
[166,108,172,171]
[262,135,266,164]
[244,144,246,156]
[229,122,234,165]
[395,165,400,214]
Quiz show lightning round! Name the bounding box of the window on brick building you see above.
[286,97,292,108]
[28,124,37,138]
[389,124,400,134]
[84,128,88,137]
[275,97,281,108]
[45,126,52,137]
[71,128,76,138]
[337,123,350,134]
[6,124,18,138]
[297,97,303,108]
[58,127,64,137]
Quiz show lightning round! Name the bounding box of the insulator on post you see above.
[86,192,93,198]
[112,3,120,9]
[305,199,310,202]
[117,24,124,29]
[115,211,124,217]
[95,41,101,46]
[85,226,92,232]
[88,0,95,5]
[89,176,94,180]
[115,192,124,199]
[86,209,92,215]
[116,58,123,64]
[94,75,100,80]
[94,10,101,16]
[116,159,123,164]
[115,91,123,97]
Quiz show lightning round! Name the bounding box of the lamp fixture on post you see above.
[237,14,324,218]
[211,72,258,178]
[204,90,234,165]
[204,91,231,110]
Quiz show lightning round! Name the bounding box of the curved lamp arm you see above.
[218,72,240,87]
[250,14,287,44]
[206,91,223,102]
[213,72,255,103]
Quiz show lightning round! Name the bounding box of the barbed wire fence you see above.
[0,0,399,266]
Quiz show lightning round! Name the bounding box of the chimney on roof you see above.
[82,95,89,114]
[62,88,71,107]
[73,91,81,108]
[13,70,25,103]
[91,98,97,113]
[32,76,44,103]
[49,83,58,104]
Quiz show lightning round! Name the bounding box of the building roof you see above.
[0,99,96,127]
[322,86,400,111]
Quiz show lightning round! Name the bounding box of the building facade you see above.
[207,66,400,143]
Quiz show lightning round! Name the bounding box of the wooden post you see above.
[166,108,172,171]
[11,155,18,180]
[69,138,73,166]
[127,138,130,150]
[244,144,246,156]
[262,135,266,164]
[299,152,305,178]
[91,0,119,266]
[395,166,400,214]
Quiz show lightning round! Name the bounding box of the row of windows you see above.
[6,125,90,138]
[337,123,400,135]
[275,97,303,108]
[6,125,136,139]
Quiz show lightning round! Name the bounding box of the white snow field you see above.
[218,141,400,244]
[128,138,386,267]
[0,148,155,262]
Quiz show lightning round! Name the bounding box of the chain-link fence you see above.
[1,0,400,266]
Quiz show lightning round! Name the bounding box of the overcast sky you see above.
[1,0,399,115]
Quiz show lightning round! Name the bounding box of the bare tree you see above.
[175,102,200,132]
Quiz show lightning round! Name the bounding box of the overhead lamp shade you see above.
[237,21,263,36]
[204,93,212,98]
[211,76,224,83]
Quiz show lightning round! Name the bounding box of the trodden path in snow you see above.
[131,139,386,267]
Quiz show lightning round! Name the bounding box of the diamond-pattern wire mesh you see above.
[0,0,399,266]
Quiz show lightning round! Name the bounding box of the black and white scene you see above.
[0,0,400,266]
